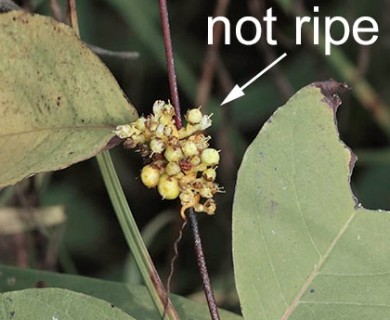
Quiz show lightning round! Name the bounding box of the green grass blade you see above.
[96,151,178,320]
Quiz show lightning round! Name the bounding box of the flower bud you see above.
[150,138,165,154]
[153,100,165,117]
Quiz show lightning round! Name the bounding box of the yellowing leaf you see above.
[0,11,137,188]
[0,288,136,319]
[233,81,390,319]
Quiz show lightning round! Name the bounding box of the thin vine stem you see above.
[158,0,182,129]
[157,1,221,319]
[188,209,221,320]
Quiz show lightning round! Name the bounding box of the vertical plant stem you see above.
[158,1,221,319]
[188,210,221,320]
[158,0,182,129]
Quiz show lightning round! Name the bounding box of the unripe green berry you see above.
[182,141,198,157]
[164,146,184,162]
[186,108,202,124]
[158,174,180,200]
[150,138,165,154]
[166,162,181,176]
[201,148,220,166]
[141,165,160,188]
[202,168,216,181]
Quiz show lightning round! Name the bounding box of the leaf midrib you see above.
[280,209,358,319]
[0,124,115,138]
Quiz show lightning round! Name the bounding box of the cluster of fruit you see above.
[115,101,222,218]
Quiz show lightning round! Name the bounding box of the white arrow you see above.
[221,52,287,106]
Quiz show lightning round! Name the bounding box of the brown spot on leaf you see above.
[35,280,47,288]
[313,79,349,112]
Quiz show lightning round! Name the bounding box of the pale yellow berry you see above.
[141,165,160,188]
[158,174,180,200]
[186,108,203,124]
[150,138,165,154]
[201,148,220,166]
[166,162,181,176]
[190,156,201,166]
[182,140,198,157]
[164,146,184,163]
[202,168,216,181]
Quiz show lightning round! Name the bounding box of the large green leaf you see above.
[0,288,135,319]
[233,81,390,319]
[0,264,243,320]
[0,11,137,188]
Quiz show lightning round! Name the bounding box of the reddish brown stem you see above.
[158,0,182,129]
[157,1,221,319]
[188,210,221,320]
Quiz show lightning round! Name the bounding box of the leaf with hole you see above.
[0,11,137,188]
[233,81,390,319]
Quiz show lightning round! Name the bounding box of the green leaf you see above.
[0,11,137,188]
[0,264,243,320]
[233,81,390,319]
[0,288,135,319]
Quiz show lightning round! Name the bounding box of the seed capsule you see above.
[158,174,180,200]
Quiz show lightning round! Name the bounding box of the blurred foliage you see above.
[1,0,390,314]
